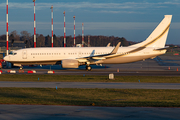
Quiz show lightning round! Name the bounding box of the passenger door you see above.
[22,50,27,59]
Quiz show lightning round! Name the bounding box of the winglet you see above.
[106,43,111,47]
[110,42,121,54]
[90,50,95,56]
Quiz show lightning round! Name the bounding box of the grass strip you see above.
[0,88,180,107]
[1,74,180,83]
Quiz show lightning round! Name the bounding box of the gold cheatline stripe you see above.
[106,23,170,59]
[143,24,170,47]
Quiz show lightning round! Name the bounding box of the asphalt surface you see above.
[0,105,180,120]
[1,56,180,120]
[1,58,180,76]
[0,81,180,89]
[2,69,180,76]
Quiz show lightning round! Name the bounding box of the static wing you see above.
[77,42,121,63]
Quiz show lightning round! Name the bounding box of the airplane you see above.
[4,15,172,71]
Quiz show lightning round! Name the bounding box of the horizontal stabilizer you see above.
[153,46,170,51]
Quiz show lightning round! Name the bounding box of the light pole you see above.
[73,16,75,47]
[82,23,84,47]
[63,11,66,47]
[6,0,9,55]
[51,5,53,47]
[33,0,36,48]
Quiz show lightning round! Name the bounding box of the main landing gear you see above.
[86,65,92,71]
[19,66,24,73]
[19,67,23,70]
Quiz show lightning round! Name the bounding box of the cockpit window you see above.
[9,51,17,55]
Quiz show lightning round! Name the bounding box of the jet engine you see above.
[61,59,79,68]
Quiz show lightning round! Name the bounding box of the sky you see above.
[0,0,180,44]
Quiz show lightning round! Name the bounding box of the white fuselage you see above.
[4,46,165,65]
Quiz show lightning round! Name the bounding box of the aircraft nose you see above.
[4,56,9,61]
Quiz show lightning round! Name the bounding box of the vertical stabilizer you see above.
[131,15,172,48]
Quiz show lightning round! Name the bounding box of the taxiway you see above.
[0,81,180,89]
[0,104,180,120]
[0,55,180,120]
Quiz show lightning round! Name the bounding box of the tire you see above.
[86,66,92,71]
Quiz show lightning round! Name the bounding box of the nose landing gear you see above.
[19,66,24,73]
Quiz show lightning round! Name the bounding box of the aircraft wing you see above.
[77,42,121,63]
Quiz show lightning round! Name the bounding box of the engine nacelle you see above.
[61,59,79,68]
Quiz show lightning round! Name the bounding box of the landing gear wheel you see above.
[19,66,24,73]
[19,67,23,70]
[86,66,92,71]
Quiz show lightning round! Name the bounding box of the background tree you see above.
[11,39,14,47]
[10,30,20,41]
[53,34,59,47]
[58,36,64,47]
[27,36,34,48]
[9,34,14,42]
[45,35,51,47]
[0,34,6,41]
[20,31,31,42]
[37,34,45,47]
[0,30,138,48]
